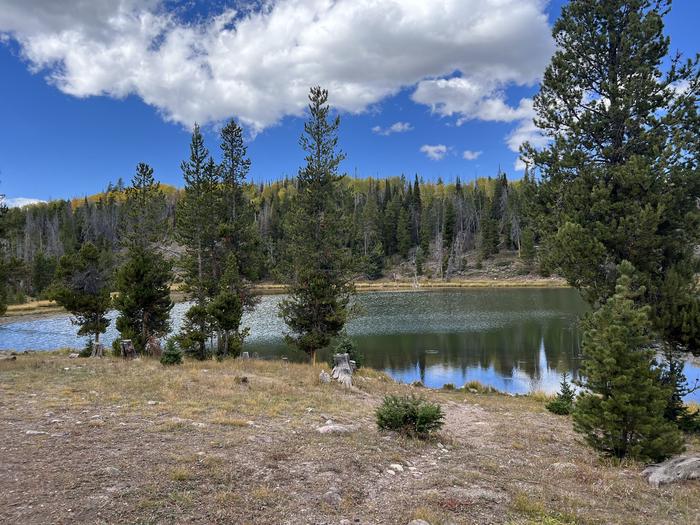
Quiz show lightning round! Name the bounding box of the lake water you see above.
[2,288,698,399]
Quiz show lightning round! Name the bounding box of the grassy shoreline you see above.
[0,352,697,524]
[2,276,568,321]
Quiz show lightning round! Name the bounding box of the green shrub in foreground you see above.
[160,339,183,366]
[546,373,576,415]
[376,395,444,438]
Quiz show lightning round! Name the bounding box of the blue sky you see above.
[0,1,697,204]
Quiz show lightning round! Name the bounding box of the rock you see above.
[643,454,700,487]
[147,400,158,406]
[386,469,395,475]
[389,463,404,472]
[319,370,331,384]
[550,462,578,472]
[0,355,17,361]
[316,423,353,434]
[103,466,120,476]
[25,430,48,435]
[408,520,431,525]
[322,490,342,507]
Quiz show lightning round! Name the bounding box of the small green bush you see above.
[442,383,456,390]
[160,339,183,366]
[376,395,445,438]
[328,333,363,369]
[546,373,575,415]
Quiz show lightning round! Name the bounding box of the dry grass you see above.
[0,353,698,524]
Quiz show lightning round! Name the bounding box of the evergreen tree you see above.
[572,261,683,461]
[396,206,411,258]
[50,242,112,344]
[114,163,173,354]
[524,0,700,343]
[31,251,57,297]
[415,246,424,276]
[520,228,536,270]
[364,240,384,280]
[278,86,354,363]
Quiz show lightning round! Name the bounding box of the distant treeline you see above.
[3,171,537,302]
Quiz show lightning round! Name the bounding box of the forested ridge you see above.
[1,168,536,302]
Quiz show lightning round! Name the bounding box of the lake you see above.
[2,288,698,399]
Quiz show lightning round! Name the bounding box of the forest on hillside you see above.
[1,167,536,303]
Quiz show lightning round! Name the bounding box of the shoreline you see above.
[2,276,568,322]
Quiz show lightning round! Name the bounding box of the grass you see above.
[0,353,698,524]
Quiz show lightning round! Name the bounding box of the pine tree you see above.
[396,206,411,258]
[524,0,700,343]
[278,86,354,363]
[214,119,260,356]
[520,228,536,270]
[50,242,113,344]
[176,126,221,357]
[114,163,173,354]
[572,261,684,461]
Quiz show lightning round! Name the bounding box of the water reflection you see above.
[2,288,698,400]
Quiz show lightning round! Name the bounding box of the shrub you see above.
[546,373,576,415]
[376,395,444,438]
[328,333,363,369]
[160,339,183,366]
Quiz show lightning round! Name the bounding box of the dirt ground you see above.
[1,354,698,525]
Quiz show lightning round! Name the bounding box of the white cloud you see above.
[372,121,413,136]
[0,0,554,132]
[420,144,448,161]
[462,149,482,161]
[5,197,47,208]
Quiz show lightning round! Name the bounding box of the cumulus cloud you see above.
[0,0,554,133]
[420,144,448,161]
[462,150,482,161]
[5,197,47,208]
[372,121,413,136]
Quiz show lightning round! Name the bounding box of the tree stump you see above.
[331,353,353,387]
[241,351,250,360]
[90,343,104,358]
[145,336,162,357]
[120,339,136,359]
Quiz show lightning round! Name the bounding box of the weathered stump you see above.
[90,343,104,358]
[331,353,353,387]
[120,339,137,359]
[241,351,250,360]
[145,336,162,357]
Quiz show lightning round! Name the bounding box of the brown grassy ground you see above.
[1,354,698,525]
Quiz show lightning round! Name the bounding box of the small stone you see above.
[103,466,120,476]
[389,463,404,472]
[147,400,158,406]
[317,424,353,434]
[408,520,431,525]
[386,469,395,475]
[319,370,331,384]
[322,491,341,507]
[68,353,80,359]
[25,430,48,435]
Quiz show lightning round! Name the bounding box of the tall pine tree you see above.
[279,86,354,363]
[114,163,173,354]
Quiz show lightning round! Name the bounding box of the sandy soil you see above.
[1,355,697,525]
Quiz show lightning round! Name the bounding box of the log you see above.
[331,353,353,387]
[120,339,137,359]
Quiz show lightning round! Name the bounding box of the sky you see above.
[0,0,697,206]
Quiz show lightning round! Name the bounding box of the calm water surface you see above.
[2,288,698,399]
